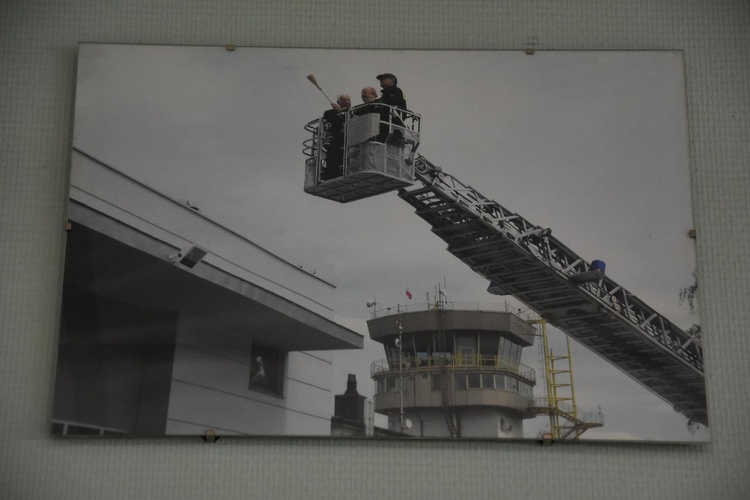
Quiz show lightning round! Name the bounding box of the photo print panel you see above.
[54,44,706,442]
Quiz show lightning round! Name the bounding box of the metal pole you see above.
[397,319,404,433]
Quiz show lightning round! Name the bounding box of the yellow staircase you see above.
[530,319,603,440]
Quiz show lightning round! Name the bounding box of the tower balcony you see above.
[371,354,535,383]
[370,354,536,416]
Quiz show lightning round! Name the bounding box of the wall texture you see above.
[1,1,749,498]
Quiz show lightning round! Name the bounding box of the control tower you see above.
[367,306,537,438]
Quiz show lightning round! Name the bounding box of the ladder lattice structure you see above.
[531,319,603,440]
[435,307,459,438]
[398,155,707,426]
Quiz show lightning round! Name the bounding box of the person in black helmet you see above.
[375,73,406,110]
[375,73,406,143]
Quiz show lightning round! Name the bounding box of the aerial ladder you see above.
[303,105,707,427]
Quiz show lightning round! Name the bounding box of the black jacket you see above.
[377,86,406,110]
[322,108,346,135]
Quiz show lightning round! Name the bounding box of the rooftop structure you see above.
[52,149,363,436]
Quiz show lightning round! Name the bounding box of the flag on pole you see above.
[406,289,412,300]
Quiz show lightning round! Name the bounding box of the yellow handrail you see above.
[371,354,536,383]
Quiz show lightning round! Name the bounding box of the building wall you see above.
[2,1,750,499]
[53,287,177,435]
[166,313,334,435]
[389,408,524,439]
[460,408,523,439]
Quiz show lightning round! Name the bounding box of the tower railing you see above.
[371,355,536,384]
[530,398,604,425]
[370,301,528,318]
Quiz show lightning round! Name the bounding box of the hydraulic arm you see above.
[398,155,706,426]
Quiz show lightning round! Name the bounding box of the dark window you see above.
[508,377,518,393]
[431,374,442,391]
[479,333,498,356]
[456,335,476,365]
[386,377,396,392]
[249,344,285,396]
[454,374,466,391]
[519,381,533,399]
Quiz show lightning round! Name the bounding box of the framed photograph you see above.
[53,44,706,442]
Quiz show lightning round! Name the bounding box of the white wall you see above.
[460,408,523,439]
[167,315,334,435]
[391,408,524,439]
[2,1,749,499]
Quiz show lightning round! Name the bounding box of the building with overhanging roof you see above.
[52,149,362,436]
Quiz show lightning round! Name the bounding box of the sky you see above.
[71,44,706,442]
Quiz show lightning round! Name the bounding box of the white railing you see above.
[370,300,523,318]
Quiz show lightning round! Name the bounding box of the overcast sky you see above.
[72,44,706,442]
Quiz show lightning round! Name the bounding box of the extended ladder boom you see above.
[398,155,706,426]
